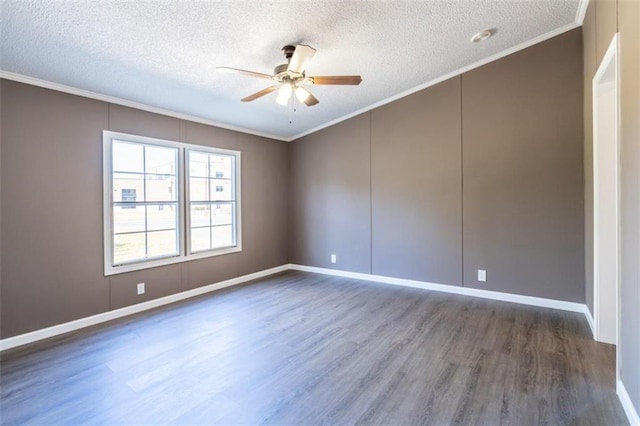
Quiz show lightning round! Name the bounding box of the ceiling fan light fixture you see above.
[219,43,361,108]
[294,86,311,103]
[276,83,292,106]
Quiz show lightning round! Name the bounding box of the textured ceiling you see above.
[1,1,583,141]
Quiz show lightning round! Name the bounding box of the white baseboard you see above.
[584,306,596,338]
[288,264,586,313]
[4,261,634,421]
[0,264,289,352]
[618,380,640,425]
[0,263,593,352]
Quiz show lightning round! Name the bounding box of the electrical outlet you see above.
[137,283,145,295]
[477,270,487,282]
[331,254,337,264]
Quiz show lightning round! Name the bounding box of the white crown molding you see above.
[618,380,640,426]
[288,264,587,313]
[575,0,590,26]
[0,264,289,352]
[288,21,581,141]
[3,14,584,144]
[0,71,288,143]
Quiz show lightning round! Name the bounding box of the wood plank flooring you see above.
[0,271,628,425]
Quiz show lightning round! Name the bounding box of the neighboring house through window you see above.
[120,188,137,208]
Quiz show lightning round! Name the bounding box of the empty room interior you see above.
[1,0,639,424]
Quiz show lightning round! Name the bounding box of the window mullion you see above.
[181,148,188,256]
[142,146,147,258]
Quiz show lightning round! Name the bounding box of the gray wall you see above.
[582,1,596,315]
[461,30,584,301]
[583,0,640,413]
[371,78,462,285]
[289,29,585,303]
[0,80,289,338]
[289,113,371,273]
[618,0,640,412]
[1,82,111,335]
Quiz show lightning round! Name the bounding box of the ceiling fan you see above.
[217,44,362,107]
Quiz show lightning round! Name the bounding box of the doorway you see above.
[593,33,620,360]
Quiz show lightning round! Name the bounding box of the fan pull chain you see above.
[289,96,297,125]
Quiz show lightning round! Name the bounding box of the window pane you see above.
[211,203,233,226]
[147,204,177,231]
[210,179,233,201]
[191,227,211,252]
[114,232,146,264]
[209,155,233,179]
[190,152,209,178]
[190,204,211,228]
[147,230,178,258]
[146,175,176,202]
[113,174,144,202]
[190,177,210,202]
[145,145,176,175]
[113,205,145,234]
[113,141,144,173]
[211,225,233,248]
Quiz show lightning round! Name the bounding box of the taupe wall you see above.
[371,78,462,285]
[583,1,597,315]
[0,80,289,338]
[462,31,584,301]
[2,83,111,335]
[289,29,585,302]
[289,113,371,273]
[583,0,640,413]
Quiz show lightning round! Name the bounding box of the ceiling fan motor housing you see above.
[273,64,305,84]
[273,63,289,76]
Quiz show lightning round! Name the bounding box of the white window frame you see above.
[103,130,242,276]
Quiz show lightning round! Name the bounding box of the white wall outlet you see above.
[331,254,337,264]
[137,283,145,295]
[477,270,487,282]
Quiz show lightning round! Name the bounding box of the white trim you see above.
[0,71,288,142]
[288,22,581,141]
[0,264,289,352]
[0,264,595,353]
[184,148,242,258]
[584,305,595,338]
[592,34,621,389]
[2,21,581,144]
[618,380,640,426]
[288,264,586,313]
[102,130,242,276]
[575,0,590,26]
[2,262,634,421]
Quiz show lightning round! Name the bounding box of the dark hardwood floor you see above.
[0,271,628,425]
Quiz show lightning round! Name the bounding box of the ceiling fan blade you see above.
[310,76,363,85]
[241,85,279,102]
[287,45,317,74]
[217,67,272,79]
[294,86,319,106]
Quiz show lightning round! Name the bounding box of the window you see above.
[103,131,241,275]
[188,151,237,253]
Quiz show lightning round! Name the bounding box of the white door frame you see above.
[592,33,620,380]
